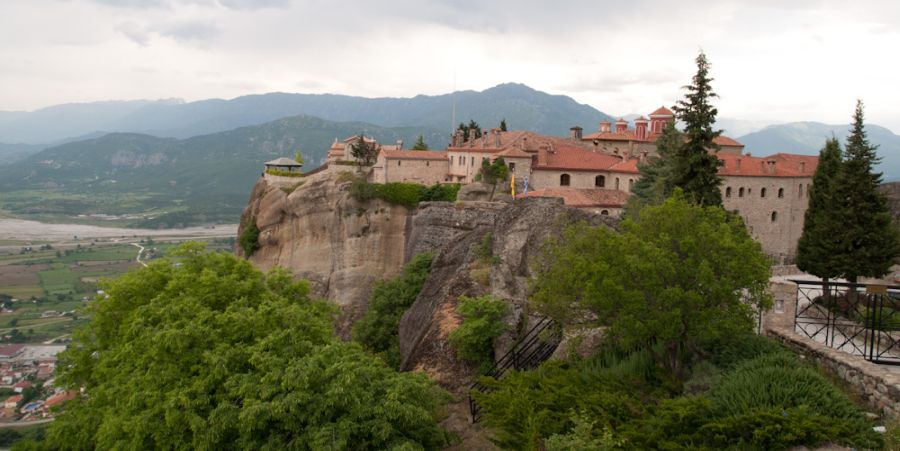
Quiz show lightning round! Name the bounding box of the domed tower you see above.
[649,106,675,134]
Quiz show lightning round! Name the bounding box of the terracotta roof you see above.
[650,106,675,116]
[44,391,77,409]
[714,136,744,147]
[517,188,630,208]
[0,345,24,357]
[5,395,22,404]
[717,152,818,177]
[13,381,31,388]
[615,118,628,123]
[495,147,531,158]
[582,131,639,141]
[380,149,448,160]
[634,116,649,122]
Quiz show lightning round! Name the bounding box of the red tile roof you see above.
[380,149,448,160]
[5,395,22,404]
[518,188,630,208]
[717,152,819,177]
[44,391,77,409]
[0,345,24,358]
[13,381,31,388]
[650,106,675,116]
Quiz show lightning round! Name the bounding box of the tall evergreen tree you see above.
[500,118,508,132]
[411,134,429,150]
[468,119,483,139]
[671,52,724,207]
[631,121,684,206]
[833,101,899,283]
[796,138,843,283]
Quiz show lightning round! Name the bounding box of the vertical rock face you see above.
[238,170,616,386]
[238,171,415,335]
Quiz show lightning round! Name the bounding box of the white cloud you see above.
[1,0,899,131]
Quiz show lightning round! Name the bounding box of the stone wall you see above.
[722,175,812,263]
[768,327,900,418]
[372,155,448,185]
[529,169,637,193]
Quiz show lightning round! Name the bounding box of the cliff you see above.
[237,170,616,382]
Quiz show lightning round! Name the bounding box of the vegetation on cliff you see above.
[22,245,449,450]
[353,252,434,369]
[238,216,260,257]
[348,177,460,208]
[449,295,509,370]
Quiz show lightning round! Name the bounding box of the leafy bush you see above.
[238,216,260,257]
[449,295,509,369]
[349,180,460,208]
[709,333,791,369]
[265,168,304,177]
[353,253,434,368]
[480,157,509,184]
[39,245,450,450]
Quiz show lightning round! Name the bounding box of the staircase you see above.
[468,316,561,422]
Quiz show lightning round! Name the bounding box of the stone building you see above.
[325,135,402,165]
[372,149,449,185]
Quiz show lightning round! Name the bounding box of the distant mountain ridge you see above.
[0,83,614,145]
[737,122,900,181]
[0,115,446,227]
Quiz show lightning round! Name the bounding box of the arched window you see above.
[397,160,401,166]
[560,173,571,186]
[628,179,634,190]
[509,162,516,172]
[761,187,767,198]
[600,210,609,216]
[726,187,732,198]
[595,175,605,187]
[615,178,620,190]
[778,188,784,198]
[738,187,744,197]
[771,211,778,222]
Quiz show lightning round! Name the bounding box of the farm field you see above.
[0,237,236,344]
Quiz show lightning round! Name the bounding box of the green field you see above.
[0,239,234,343]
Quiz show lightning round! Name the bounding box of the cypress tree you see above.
[796,138,843,283]
[411,134,429,150]
[500,118,507,132]
[671,52,724,207]
[833,101,899,283]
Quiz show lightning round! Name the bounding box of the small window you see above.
[775,299,784,313]
[615,178,620,190]
[426,161,429,167]
[471,157,474,166]
[560,173,571,186]
[799,184,803,197]
[778,188,784,198]
[628,179,634,190]
[397,160,401,166]
[771,211,778,222]
[761,187,767,198]
[726,187,732,198]
[600,210,609,216]
[738,187,744,197]
[595,175,605,187]
[509,162,516,172]
[450,156,454,165]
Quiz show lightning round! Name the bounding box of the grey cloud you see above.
[157,21,219,42]
[115,21,151,46]
[87,0,291,9]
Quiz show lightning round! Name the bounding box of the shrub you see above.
[421,183,460,202]
[353,253,434,368]
[238,217,260,257]
[265,168,304,177]
[449,295,508,369]
[349,180,460,208]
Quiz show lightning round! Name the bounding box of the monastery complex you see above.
[301,106,818,263]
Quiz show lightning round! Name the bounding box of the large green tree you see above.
[631,121,684,207]
[531,193,771,378]
[796,138,843,282]
[350,134,378,166]
[833,101,900,283]
[670,52,724,207]
[39,244,448,450]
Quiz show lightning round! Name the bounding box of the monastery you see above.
[314,107,818,263]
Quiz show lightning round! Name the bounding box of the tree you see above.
[350,134,378,166]
[41,244,449,450]
[293,150,304,166]
[833,101,900,283]
[796,138,844,284]
[353,253,434,368]
[468,119,483,140]
[500,118,507,132]
[238,217,260,258]
[530,192,771,378]
[670,52,724,207]
[479,157,509,184]
[631,121,684,209]
[411,135,429,150]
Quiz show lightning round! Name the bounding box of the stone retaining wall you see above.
[767,327,900,417]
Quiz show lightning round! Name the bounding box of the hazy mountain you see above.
[737,122,900,181]
[0,115,445,227]
[0,83,614,145]
[0,142,43,165]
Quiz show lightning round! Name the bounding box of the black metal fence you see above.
[468,316,561,422]
[793,279,900,365]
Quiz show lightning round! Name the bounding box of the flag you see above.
[523,175,529,194]
[510,174,515,197]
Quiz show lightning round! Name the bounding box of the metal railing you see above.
[793,279,900,365]
[468,316,561,422]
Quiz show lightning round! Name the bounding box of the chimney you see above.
[634,117,649,140]
[736,157,742,171]
[799,161,806,173]
[397,139,403,150]
[570,126,583,141]
[452,129,464,147]
[493,128,502,147]
[537,145,548,166]
[615,118,628,133]
[521,136,528,151]
[599,121,611,133]
[767,160,776,175]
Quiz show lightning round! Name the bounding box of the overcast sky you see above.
[2,0,899,131]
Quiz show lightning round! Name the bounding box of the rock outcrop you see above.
[238,169,616,384]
